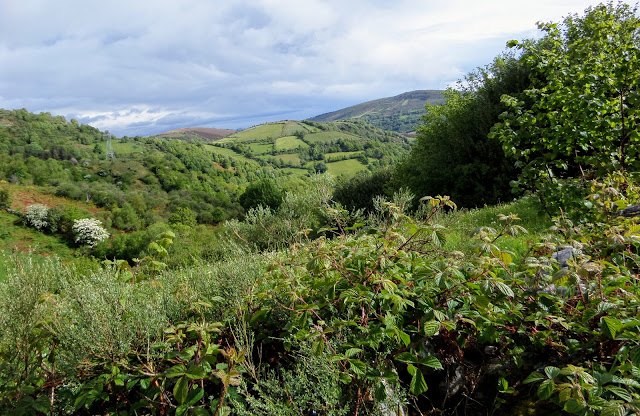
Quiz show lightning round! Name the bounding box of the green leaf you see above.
[423,320,440,336]
[186,388,205,406]
[397,330,411,347]
[173,376,189,405]
[419,356,443,370]
[410,367,428,395]
[350,360,367,377]
[186,364,205,380]
[564,398,586,414]
[312,340,325,355]
[523,372,545,384]
[601,316,623,339]
[545,366,560,380]
[601,404,626,416]
[374,382,387,401]
[166,364,187,378]
[339,373,352,384]
[495,281,514,297]
[606,386,632,402]
[395,352,418,363]
[538,379,555,400]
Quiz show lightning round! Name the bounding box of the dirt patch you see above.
[4,184,102,214]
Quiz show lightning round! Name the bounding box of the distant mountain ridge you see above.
[310,90,445,134]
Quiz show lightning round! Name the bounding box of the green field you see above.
[275,136,309,151]
[246,142,274,154]
[98,140,145,155]
[304,131,361,144]
[282,121,316,136]
[325,159,368,176]
[280,167,309,176]
[229,123,283,139]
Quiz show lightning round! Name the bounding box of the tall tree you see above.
[397,54,529,207]
[491,2,640,193]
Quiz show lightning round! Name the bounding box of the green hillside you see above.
[310,90,445,133]
[199,119,410,175]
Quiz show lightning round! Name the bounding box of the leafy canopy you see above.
[491,2,640,188]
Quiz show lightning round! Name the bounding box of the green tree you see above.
[397,54,529,207]
[239,179,284,211]
[491,2,640,200]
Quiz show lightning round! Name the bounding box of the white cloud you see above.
[0,0,632,135]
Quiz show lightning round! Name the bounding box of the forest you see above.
[1,3,640,415]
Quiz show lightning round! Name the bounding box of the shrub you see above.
[24,204,49,230]
[0,188,10,209]
[72,218,109,247]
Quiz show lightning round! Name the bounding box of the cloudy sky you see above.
[0,0,629,137]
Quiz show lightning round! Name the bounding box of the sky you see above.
[0,0,631,137]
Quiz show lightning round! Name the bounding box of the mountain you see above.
[310,90,445,134]
[155,127,235,142]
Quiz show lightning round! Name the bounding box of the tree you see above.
[239,179,284,211]
[397,54,529,207]
[491,2,640,196]
[24,204,49,230]
[72,218,110,247]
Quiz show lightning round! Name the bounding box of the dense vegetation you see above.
[1,2,640,415]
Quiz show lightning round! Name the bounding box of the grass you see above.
[282,121,316,136]
[273,153,303,164]
[98,140,145,155]
[304,131,362,144]
[325,159,369,176]
[434,196,552,258]
[0,211,78,281]
[246,142,274,154]
[275,136,309,151]
[280,167,310,176]
[229,123,284,139]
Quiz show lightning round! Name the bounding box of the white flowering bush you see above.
[24,204,49,230]
[72,218,109,247]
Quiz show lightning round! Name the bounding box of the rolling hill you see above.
[155,127,236,142]
[180,119,411,177]
[310,90,445,134]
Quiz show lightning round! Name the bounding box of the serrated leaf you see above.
[410,367,428,395]
[173,376,189,405]
[538,379,555,400]
[419,356,443,370]
[564,398,586,414]
[397,330,411,347]
[345,348,362,358]
[495,281,514,297]
[395,352,418,363]
[166,364,187,378]
[186,388,205,406]
[186,364,205,379]
[374,382,387,401]
[606,386,632,402]
[350,360,367,377]
[545,366,560,380]
[601,316,623,340]
[523,372,545,384]
[423,320,440,337]
[601,404,627,416]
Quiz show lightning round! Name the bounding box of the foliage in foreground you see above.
[2,176,640,414]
